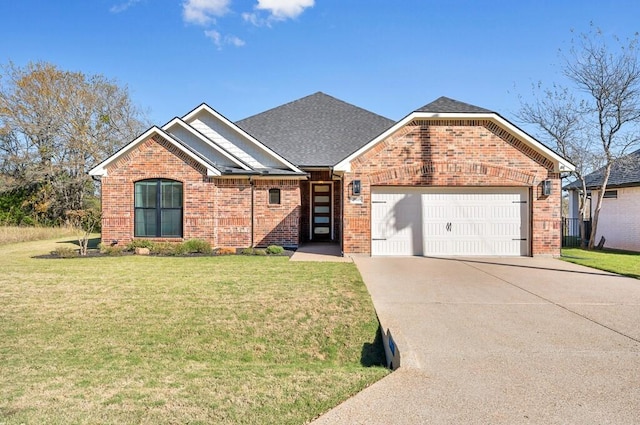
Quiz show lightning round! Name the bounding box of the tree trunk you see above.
[588,164,612,249]
[579,180,589,249]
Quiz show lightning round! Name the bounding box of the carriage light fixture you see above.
[352,180,361,196]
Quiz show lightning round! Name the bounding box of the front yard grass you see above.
[0,238,388,424]
[561,248,640,279]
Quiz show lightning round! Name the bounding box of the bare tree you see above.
[567,28,640,248]
[0,61,147,224]
[518,26,640,249]
[517,85,598,247]
[65,209,101,256]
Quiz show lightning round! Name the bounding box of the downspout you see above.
[250,177,254,248]
[91,175,106,243]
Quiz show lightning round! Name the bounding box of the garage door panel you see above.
[372,187,530,256]
[371,193,423,256]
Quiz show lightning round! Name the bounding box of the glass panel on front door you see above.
[312,184,331,241]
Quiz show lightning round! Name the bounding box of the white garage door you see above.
[371,187,530,256]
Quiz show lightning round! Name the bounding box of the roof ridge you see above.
[235,92,395,167]
[415,96,494,114]
[237,92,394,124]
[237,92,323,122]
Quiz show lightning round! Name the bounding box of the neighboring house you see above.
[564,149,640,252]
[89,92,574,256]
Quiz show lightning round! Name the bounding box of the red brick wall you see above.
[253,179,300,247]
[101,135,215,246]
[214,178,252,248]
[343,120,561,256]
[101,135,301,249]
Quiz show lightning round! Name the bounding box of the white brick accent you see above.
[592,187,640,251]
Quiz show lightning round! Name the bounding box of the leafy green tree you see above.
[0,61,147,224]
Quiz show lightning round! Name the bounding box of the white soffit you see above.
[182,103,304,174]
[162,118,251,170]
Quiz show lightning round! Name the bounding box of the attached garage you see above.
[335,96,575,256]
[371,187,530,256]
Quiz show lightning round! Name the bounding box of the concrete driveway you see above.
[312,256,640,424]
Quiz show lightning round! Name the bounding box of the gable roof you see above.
[89,126,222,177]
[162,117,252,170]
[236,92,395,167]
[182,103,304,173]
[334,96,575,174]
[415,96,493,114]
[90,104,307,178]
[564,149,640,190]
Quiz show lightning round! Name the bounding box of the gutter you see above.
[249,177,255,248]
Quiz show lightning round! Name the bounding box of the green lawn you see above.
[561,248,640,279]
[0,238,388,424]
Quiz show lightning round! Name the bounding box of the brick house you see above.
[564,149,640,252]
[90,93,574,256]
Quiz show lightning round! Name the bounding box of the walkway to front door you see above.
[290,243,350,262]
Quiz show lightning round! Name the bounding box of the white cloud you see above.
[242,12,264,26]
[257,0,314,19]
[227,35,246,47]
[204,29,246,49]
[110,0,142,13]
[204,29,222,45]
[245,0,314,24]
[187,0,313,48]
[183,0,230,25]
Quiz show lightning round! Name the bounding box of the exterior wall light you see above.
[352,180,361,196]
[542,180,552,196]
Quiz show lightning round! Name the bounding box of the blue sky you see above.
[1,0,639,132]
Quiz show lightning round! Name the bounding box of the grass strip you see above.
[561,248,640,279]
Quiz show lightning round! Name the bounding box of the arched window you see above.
[134,179,183,237]
[269,188,281,205]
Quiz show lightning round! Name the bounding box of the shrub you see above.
[266,245,284,255]
[98,243,125,256]
[151,242,186,256]
[216,247,236,255]
[240,247,270,256]
[52,246,78,258]
[126,239,154,251]
[174,243,188,255]
[182,239,212,254]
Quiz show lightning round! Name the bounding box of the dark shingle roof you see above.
[415,96,493,114]
[236,92,395,167]
[564,149,640,190]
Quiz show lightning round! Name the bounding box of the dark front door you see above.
[312,183,332,241]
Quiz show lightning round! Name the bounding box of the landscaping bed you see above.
[39,238,295,259]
